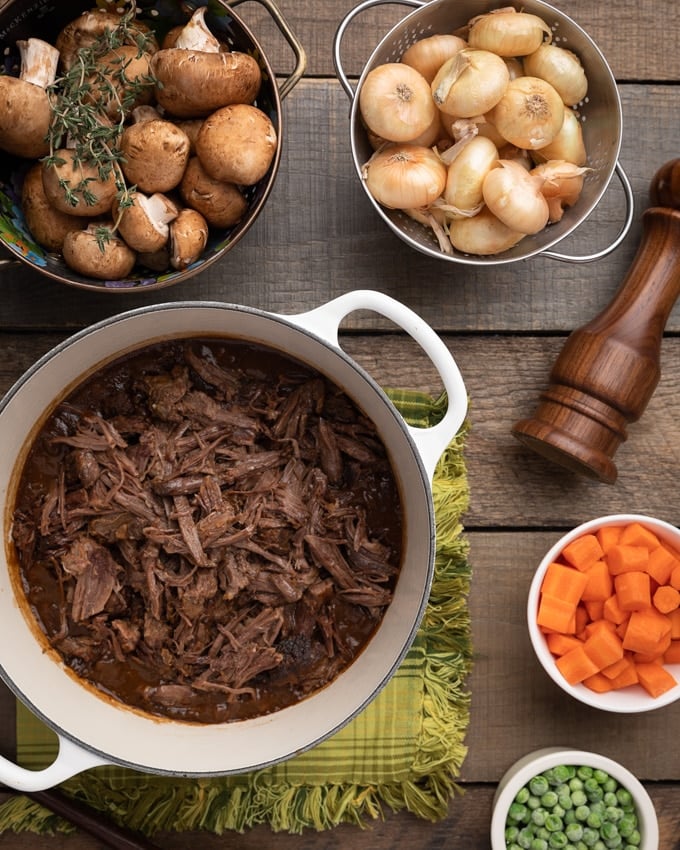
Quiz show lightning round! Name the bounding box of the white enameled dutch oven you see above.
[0,290,467,790]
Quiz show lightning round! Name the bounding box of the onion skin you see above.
[444,136,499,218]
[491,76,565,150]
[432,49,509,119]
[362,144,447,210]
[483,159,549,234]
[359,63,436,143]
[467,10,552,57]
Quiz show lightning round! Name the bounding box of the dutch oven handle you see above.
[0,733,108,792]
[287,290,468,482]
[229,0,307,99]
[333,0,424,100]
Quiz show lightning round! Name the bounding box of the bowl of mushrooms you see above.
[0,0,305,291]
[334,0,633,265]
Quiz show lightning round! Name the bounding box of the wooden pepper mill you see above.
[512,159,680,484]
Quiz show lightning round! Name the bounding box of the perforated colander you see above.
[334,0,634,265]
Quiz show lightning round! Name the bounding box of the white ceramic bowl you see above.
[528,514,680,712]
[490,748,659,850]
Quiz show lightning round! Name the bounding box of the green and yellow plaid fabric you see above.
[1,391,472,836]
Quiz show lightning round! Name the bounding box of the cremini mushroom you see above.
[195,103,277,185]
[0,38,59,158]
[56,9,158,71]
[21,163,84,251]
[86,44,155,121]
[179,157,248,228]
[62,224,137,280]
[119,108,191,193]
[151,7,261,118]
[170,208,209,270]
[41,148,118,216]
[113,190,178,252]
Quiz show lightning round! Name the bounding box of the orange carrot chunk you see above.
[541,562,589,605]
[663,640,680,665]
[621,607,671,655]
[583,624,624,670]
[614,570,651,611]
[546,632,583,656]
[635,661,677,698]
[668,609,680,640]
[619,521,661,551]
[562,534,604,571]
[607,545,649,576]
[581,560,613,602]
[653,584,680,615]
[601,655,633,680]
[670,565,680,591]
[596,524,622,555]
[603,593,629,625]
[537,594,577,634]
[607,658,640,689]
[555,643,600,685]
[583,672,614,693]
[646,546,680,586]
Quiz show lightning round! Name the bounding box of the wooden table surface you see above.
[1,0,680,847]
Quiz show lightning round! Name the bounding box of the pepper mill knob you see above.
[512,159,680,484]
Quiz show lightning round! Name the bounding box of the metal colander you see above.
[334,0,633,265]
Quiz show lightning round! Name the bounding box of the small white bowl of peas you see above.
[490,747,659,850]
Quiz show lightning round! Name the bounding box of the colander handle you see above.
[0,733,108,792]
[286,290,467,481]
[540,161,635,263]
[333,0,425,100]
[227,0,307,99]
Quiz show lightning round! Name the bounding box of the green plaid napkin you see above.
[0,391,472,836]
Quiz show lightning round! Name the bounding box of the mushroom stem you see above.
[174,7,220,53]
[17,38,60,88]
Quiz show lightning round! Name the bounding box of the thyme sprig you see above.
[43,1,156,239]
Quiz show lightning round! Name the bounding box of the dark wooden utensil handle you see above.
[512,160,680,483]
[26,788,161,850]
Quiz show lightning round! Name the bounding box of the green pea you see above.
[566,823,584,842]
[549,832,568,849]
[531,840,548,850]
[593,769,609,785]
[509,802,530,823]
[617,814,638,838]
[506,825,520,842]
[571,790,587,808]
[577,766,594,780]
[532,808,547,827]
[516,787,531,804]
[545,814,564,832]
[542,791,559,809]
[531,775,551,796]
[575,805,590,822]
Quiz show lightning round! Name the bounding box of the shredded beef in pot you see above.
[11,339,403,723]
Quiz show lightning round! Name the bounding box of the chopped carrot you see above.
[546,632,583,656]
[581,560,613,602]
[653,584,680,614]
[582,617,617,638]
[668,609,680,640]
[562,534,604,571]
[574,604,589,635]
[619,521,661,551]
[541,562,589,605]
[614,571,651,611]
[633,648,668,664]
[646,546,679,585]
[596,524,622,554]
[583,672,614,693]
[603,593,629,625]
[583,624,624,670]
[621,607,671,655]
[583,599,605,621]
[635,661,678,698]
[606,544,649,576]
[601,655,633,680]
[670,565,680,591]
[663,640,680,665]
[607,658,640,689]
[555,643,600,685]
[537,594,577,634]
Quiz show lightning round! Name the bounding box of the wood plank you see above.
[0,782,678,849]
[234,0,680,83]
[0,81,677,332]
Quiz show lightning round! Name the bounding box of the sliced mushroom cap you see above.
[179,157,248,228]
[151,49,262,119]
[21,163,84,251]
[114,191,178,252]
[120,118,191,193]
[0,39,59,159]
[195,103,278,185]
[170,208,208,270]
[41,149,118,216]
[56,10,158,71]
[62,224,137,280]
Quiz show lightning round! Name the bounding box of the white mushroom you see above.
[170,208,209,270]
[62,224,137,280]
[0,38,59,158]
[41,149,118,216]
[195,103,277,185]
[114,191,178,253]
[119,112,191,193]
[151,7,261,118]
[21,163,84,251]
[179,157,248,228]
